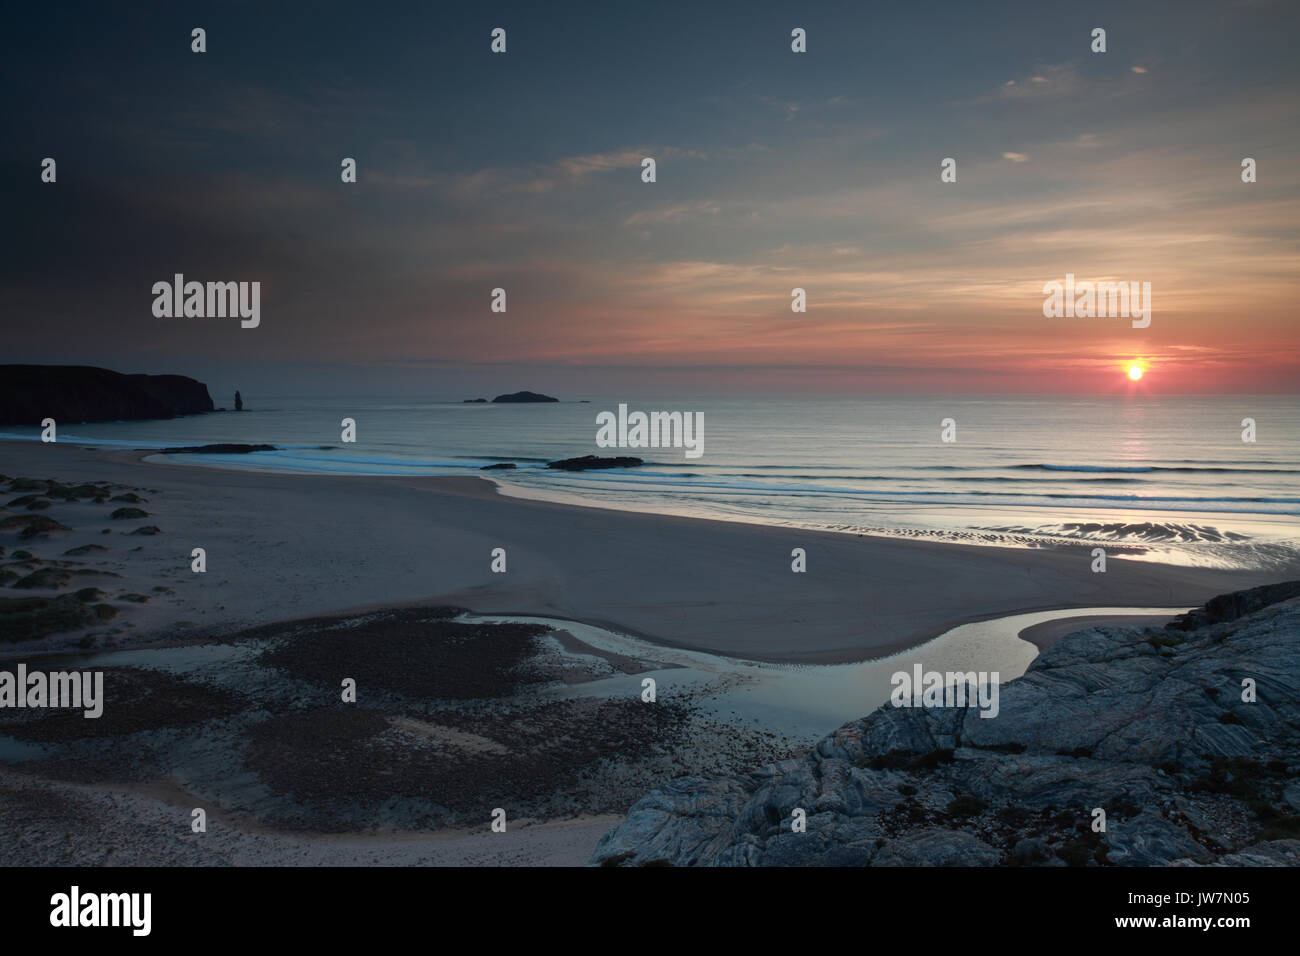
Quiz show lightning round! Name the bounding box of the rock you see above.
[110,507,149,520]
[0,365,214,425]
[0,595,108,641]
[0,514,70,540]
[6,479,48,492]
[1285,782,1300,813]
[590,776,756,867]
[128,526,162,536]
[6,495,47,508]
[462,398,488,403]
[13,567,73,590]
[590,583,1300,866]
[873,829,1001,867]
[1104,807,1209,865]
[491,391,558,403]
[55,483,111,500]
[480,463,516,470]
[1012,836,1050,864]
[159,444,276,454]
[1186,840,1300,866]
[547,455,644,471]
[1167,580,1300,631]
[63,544,108,556]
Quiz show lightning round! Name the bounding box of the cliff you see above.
[591,582,1300,866]
[0,365,214,425]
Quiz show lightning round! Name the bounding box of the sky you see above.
[3,0,1299,398]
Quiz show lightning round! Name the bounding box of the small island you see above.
[492,391,558,404]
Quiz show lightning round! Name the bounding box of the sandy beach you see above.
[0,762,622,866]
[1016,613,1179,651]
[3,439,1297,866]
[1,440,1291,662]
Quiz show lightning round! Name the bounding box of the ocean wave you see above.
[530,470,1300,506]
[1014,463,1300,474]
[460,455,553,463]
[980,521,1253,544]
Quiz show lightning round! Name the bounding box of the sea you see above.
[4,394,1298,571]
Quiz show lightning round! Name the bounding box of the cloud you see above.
[436,145,706,202]
[1002,152,1030,163]
[623,201,721,227]
[994,62,1081,100]
[554,149,648,179]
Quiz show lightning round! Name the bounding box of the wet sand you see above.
[1017,613,1179,651]
[2,439,1293,663]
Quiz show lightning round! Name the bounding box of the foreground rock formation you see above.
[591,582,1300,866]
[0,365,213,425]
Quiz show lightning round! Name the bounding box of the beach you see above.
[1,440,1288,662]
[2,439,1298,866]
[5,0,1300,906]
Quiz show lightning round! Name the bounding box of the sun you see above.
[1128,364,1144,381]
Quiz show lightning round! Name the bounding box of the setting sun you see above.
[1128,365,1144,381]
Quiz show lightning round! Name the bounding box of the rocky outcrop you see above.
[591,584,1300,866]
[0,594,116,642]
[548,455,643,471]
[0,365,214,425]
[159,444,275,454]
[1166,580,1300,631]
[492,391,558,403]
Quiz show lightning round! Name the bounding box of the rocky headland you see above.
[0,365,214,425]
